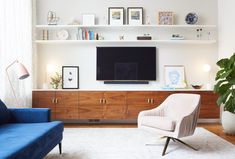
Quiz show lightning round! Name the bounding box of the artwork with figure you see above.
[164,66,186,88]
[62,66,79,89]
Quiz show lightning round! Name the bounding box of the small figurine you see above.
[47,11,60,25]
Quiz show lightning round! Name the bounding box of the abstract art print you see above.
[62,66,79,89]
[127,7,143,25]
[164,65,186,88]
[108,7,124,25]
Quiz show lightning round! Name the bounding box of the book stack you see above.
[77,29,99,40]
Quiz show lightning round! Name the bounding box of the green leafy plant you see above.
[50,72,62,89]
[214,53,235,113]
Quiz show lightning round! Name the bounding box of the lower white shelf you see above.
[35,40,216,45]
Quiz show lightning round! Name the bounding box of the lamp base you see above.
[206,83,211,90]
[42,83,48,89]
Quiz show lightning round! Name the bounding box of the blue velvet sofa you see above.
[0,100,64,159]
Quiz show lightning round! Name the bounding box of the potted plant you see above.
[214,53,235,134]
[50,72,62,89]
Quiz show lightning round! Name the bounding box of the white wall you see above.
[218,0,235,59]
[35,0,218,90]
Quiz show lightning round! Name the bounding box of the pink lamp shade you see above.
[6,60,30,107]
[16,62,30,79]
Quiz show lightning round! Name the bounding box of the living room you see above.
[0,0,235,158]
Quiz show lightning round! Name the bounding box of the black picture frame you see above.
[62,66,79,89]
[108,7,125,25]
[127,7,143,25]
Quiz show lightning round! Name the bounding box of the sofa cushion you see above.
[0,100,11,125]
[0,121,63,159]
[141,116,175,131]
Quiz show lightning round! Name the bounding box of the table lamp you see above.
[6,60,30,107]
[202,64,211,89]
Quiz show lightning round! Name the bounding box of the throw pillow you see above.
[0,100,11,125]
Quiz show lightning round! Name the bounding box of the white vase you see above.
[221,111,235,135]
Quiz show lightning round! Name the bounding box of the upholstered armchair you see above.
[138,93,201,156]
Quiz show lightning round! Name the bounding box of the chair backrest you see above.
[162,93,201,121]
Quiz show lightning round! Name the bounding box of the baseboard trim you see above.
[61,119,220,124]
[197,119,220,123]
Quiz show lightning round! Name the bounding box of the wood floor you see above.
[65,123,235,144]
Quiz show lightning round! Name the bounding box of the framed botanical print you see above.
[127,7,143,25]
[108,7,125,25]
[158,11,174,25]
[164,65,186,88]
[62,66,79,89]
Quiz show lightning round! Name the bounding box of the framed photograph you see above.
[108,7,124,25]
[164,65,186,88]
[127,7,143,25]
[158,11,174,25]
[62,66,79,89]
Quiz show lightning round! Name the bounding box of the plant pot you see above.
[221,111,235,135]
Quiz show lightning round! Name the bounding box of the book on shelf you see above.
[77,28,99,40]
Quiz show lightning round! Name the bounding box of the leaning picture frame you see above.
[62,66,79,89]
[108,7,125,25]
[164,65,186,88]
[127,7,143,25]
[158,11,174,25]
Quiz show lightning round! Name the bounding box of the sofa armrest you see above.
[9,108,51,123]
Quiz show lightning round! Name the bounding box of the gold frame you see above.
[158,11,174,25]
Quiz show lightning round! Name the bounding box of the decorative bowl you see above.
[185,12,198,24]
[191,84,203,89]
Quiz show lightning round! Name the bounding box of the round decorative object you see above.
[185,12,198,24]
[56,29,69,40]
[191,84,203,89]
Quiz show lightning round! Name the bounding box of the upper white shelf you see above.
[35,40,216,45]
[36,24,217,29]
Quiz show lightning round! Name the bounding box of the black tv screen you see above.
[96,47,156,81]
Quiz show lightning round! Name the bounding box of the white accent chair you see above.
[138,93,201,156]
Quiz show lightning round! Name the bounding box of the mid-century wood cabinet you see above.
[32,91,57,119]
[32,90,219,121]
[55,91,78,120]
[78,91,126,119]
[103,91,126,119]
[79,91,104,119]
[126,91,156,119]
[32,91,78,120]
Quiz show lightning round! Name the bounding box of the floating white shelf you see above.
[35,40,216,45]
[35,24,217,29]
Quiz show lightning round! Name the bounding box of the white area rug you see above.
[45,128,235,159]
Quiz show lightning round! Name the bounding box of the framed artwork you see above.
[62,66,79,89]
[164,65,186,88]
[108,7,124,25]
[127,7,143,25]
[158,11,174,25]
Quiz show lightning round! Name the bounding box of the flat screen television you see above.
[96,47,156,82]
